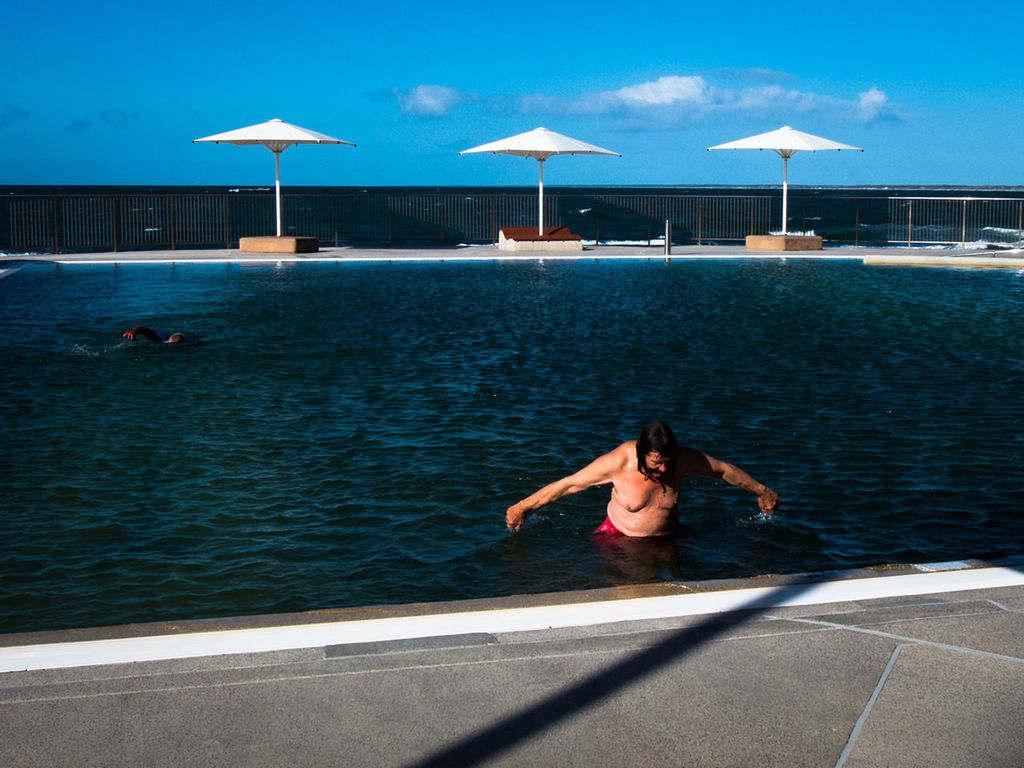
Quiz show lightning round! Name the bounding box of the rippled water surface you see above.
[2,258,1022,633]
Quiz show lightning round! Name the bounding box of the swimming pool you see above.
[1,258,1022,633]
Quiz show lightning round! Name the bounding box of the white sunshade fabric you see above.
[708,125,861,157]
[193,118,356,149]
[459,126,620,161]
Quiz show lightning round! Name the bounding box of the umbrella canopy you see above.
[194,118,355,237]
[460,127,620,235]
[708,126,861,235]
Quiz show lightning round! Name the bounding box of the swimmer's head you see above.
[637,421,678,481]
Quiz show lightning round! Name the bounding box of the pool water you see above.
[1,258,1022,633]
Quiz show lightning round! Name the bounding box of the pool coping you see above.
[3,558,1021,673]
[3,243,1023,267]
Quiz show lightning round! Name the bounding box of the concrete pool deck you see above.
[3,242,1024,267]
[2,561,1023,767]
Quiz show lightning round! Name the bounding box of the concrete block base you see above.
[239,236,319,254]
[498,226,583,253]
[746,234,823,251]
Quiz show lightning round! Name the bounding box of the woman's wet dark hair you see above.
[636,421,678,480]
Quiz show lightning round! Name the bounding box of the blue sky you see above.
[4,0,1022,187]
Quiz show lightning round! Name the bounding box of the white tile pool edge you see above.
[48,254,864,265]
[3,566,1022,673]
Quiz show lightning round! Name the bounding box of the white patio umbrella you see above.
[708,126,861,235]
[193,118,356,237]
[460,127,620,235]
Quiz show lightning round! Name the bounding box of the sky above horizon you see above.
[4,0,1022,188]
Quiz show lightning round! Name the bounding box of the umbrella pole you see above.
[781,154,789,235]
[537,159,545,236]
[274,150,283,238]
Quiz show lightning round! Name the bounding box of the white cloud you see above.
[858,87,892,122]
[394,84,475,117]
[613,75,709,106]
[721,84,897,123]
[728,84,836,115]
[394,76,899,128]
[587,77,898,127]
[517,76,712,123]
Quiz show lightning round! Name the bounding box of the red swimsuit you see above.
[593,516,624,535]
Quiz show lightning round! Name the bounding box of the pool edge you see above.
[3,557,1021,673]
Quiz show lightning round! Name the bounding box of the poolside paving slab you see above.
[842,646,1024,768]
[1,566,1022,768]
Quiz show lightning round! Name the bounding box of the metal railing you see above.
[888,197,1024,247]
[1,191,776,253]
[2,190,1022,253]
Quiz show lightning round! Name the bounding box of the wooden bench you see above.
[498,226,583,252]
[239,236,319,254]
[745,234,823,251]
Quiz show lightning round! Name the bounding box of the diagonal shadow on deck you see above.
[403,573,826,768]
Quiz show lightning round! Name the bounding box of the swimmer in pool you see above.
[506,421,780,537]
[122,326,186,344]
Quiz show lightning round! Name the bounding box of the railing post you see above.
[111,198,118,252]
[53,198,61,254]
[961,199,967,247]
[854,199,860,248]
[907,200,913,247]
[170,197,176,251]
[1011,199,1019,247]
[646,199,652,246]
[664,219,671,255]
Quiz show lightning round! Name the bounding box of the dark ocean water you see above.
[7,183,1024,195]
[1,257,1023,634]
